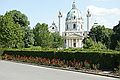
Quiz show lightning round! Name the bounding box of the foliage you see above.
[0,10,33,48]
[83,37,106,50]
[93,42,107,50]
[111,22,120,50]
[5,10,30,28]
[5,10,33,48]
[51,32,63,48]
[33,23,52,47]
[89,25,113,49]
[0,14,24,48]
[83,37,94,49]
[23,27,34,48]
[115,41,120,51]
[2,50,120,71]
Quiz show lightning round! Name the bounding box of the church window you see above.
[52,27,54,29]
[81,25,83,29]
[73,24,76,29]
[65,33,67,36]
[66,25,68,30]
[65,39,66,43]
[74,16,76,19]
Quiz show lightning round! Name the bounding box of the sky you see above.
[0,0,120,33]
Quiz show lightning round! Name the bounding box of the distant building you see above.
[49,21,58,33]
[62,1,85,48]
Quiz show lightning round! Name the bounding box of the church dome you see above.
[66,1,82,21]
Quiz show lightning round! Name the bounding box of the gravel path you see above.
[0,60,119,80]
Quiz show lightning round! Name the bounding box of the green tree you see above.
[5,10,29,28]
[115,41,120,50]
[93,42,106,50]
[51,32,63,48]
[0,15,24,48]
[83,37,94,49]
[83,37,106,50]
[33,23,51,48]
[111,21,120,50]
[23,27,34,48]
[89,25,113,49]
[5,10,33,48]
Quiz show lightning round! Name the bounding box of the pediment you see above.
[67,33,83,38]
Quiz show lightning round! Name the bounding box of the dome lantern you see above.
[72,0,76,9]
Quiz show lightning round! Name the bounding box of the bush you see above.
[2,50,120,71]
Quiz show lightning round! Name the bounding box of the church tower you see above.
[49,21,58,33]
[63,0,84,48]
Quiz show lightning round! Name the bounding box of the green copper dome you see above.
[66,1,82,21]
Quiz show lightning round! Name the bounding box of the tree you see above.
[5,10,29,28]
[83,37,106,50]
[33,23,52,48]
[111,21,120,50]
[23,27,34,48]
[115,41,120,51]
[0,14,24,48]
[4,10,33,48]
[89,25,113,49]
[51,32,63,48]
[83,37,94,49]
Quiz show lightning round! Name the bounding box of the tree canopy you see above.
[0,10,34,48]
[0,14,24,48]
[51,32,63,48]
[88,25,113,49]
[33,23,52,48]
[110,21,120,50]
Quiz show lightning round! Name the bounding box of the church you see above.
[49,1,90,48]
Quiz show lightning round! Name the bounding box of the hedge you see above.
[2,50,120,70]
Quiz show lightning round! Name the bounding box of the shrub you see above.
[2,50,120,71]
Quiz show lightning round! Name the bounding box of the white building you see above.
[62,1,85,48]
[49,21,58,33]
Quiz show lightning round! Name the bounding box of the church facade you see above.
[62,1,85,48]
[49,1,87,48]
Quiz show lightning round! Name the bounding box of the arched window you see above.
[81,25,83,29]
[52,27,54,29]
[74,16,76,19]
[65,39,66,43]
[66,25,68,30]
[65,33,67,36]
[73,24,76,29]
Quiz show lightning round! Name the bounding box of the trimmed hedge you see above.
[2,50,120,70]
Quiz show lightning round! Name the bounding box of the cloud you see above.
[86,5,120,28]
[87,5,120,16]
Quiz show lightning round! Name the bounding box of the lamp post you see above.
[86,9,91,34]
[58,11,62,34]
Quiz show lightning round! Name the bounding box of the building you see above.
[62,1,85,48]
[49,21,58,33]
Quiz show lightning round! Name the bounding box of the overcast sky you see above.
[0,0,120,32]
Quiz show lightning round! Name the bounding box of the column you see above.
[70,39,72,47]
[77,39,79,47]
[79,39,81,48]
[72,39,73,47]
[66,39,68,48]
[68,39,69,48]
